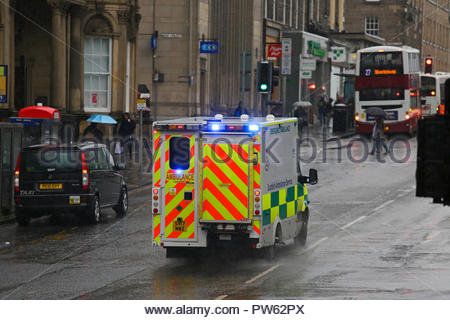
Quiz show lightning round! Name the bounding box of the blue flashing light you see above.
[176,169,183,175]
[211,123,221,131]
[249,124,259,132]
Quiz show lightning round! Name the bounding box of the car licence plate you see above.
[173,218,187,232]
[69,196,80,205]
[40,183,62,190]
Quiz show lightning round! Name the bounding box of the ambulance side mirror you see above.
[308,169,318,185]
[297,169,318,185]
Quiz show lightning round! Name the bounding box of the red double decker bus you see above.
[354,46,421,135]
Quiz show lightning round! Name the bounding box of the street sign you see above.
[267,44,282,58]
[300,71,312,79]
[200,41,219,54]
[281,38,292,75]
[0,65,7,103]
[300,58,316,71]
[136,98,147,111]
[331,47,346,63]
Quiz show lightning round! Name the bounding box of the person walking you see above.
[234,101,248,117]
[326,98,334,128]
[294,105,307,135]
[318,95,327,127]
[118,113,136,162]
[82,122,103,143]
[370,115,389,155]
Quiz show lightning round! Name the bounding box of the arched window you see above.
[83,15,113,112]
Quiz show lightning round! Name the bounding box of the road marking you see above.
[245,264,281,285]
[425,231,441,243]
[373,199,395,212]
[215,295,228,300]
[304,237,328,253]
[341,216,367,230]
[129,184,153,195]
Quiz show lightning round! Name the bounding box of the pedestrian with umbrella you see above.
[82,114,117,144]
[366,107,389,155]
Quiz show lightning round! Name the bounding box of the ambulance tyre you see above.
[265,224,281,261]
[295,209,309,247]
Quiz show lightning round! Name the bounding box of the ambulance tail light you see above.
[439,105,445,115]
[254,189,261,214]
[14,154,21,192]
[153,188,160,214]
[355,113,359,121]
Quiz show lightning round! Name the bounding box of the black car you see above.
[14,143,128,226]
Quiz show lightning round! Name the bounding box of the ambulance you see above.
[151,114,318,257]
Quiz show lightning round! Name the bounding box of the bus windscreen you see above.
[360,52,403,76]
[421,76,437,96]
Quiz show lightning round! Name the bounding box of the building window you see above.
[365,16,379,36]
[276,0,284,23]
[84,36,112,112]
[266,0,274,20]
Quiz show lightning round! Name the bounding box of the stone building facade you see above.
[422,0,450,72]
[137,0,336,118]
[0,0,140,137]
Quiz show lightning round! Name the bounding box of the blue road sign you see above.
[200,41,219,54]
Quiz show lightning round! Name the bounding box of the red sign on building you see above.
[267,44,282,58]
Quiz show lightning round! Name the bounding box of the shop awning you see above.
[18,106,61,119]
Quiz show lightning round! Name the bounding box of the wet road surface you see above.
[2,134,449,299]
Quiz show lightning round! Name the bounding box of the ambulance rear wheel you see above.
[295,210,309,246]
[265,224,281,261]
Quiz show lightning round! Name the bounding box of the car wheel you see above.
[114,187,128,217]
[16,209,31,226]
[86,196,100,224]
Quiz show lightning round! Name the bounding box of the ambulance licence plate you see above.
[174,219,187,232]
[40,183,62,190]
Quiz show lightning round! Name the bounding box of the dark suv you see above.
[14,143,128,226]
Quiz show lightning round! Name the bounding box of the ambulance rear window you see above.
[169,137,191,170]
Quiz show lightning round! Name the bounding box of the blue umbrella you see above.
[87,114,117,124]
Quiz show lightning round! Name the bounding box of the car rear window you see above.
[21,148,82,173]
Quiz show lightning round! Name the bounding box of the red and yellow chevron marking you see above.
[153,131,162,187]
[202,144,249,222]
[153,214,161,244]
[252,220,261,235]
[164,135,196,240]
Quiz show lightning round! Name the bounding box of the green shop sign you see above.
[307,40,325,57]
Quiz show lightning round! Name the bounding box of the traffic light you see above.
[271,66,280,92]
[257,61,273,93]
[425,57,433,74]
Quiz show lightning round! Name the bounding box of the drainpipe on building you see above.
[338,0,344,32]
[186,0,193,117]
[329,0,336,30]
[152,0,157,121]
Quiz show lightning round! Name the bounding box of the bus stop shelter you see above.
[8,106,61,147]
